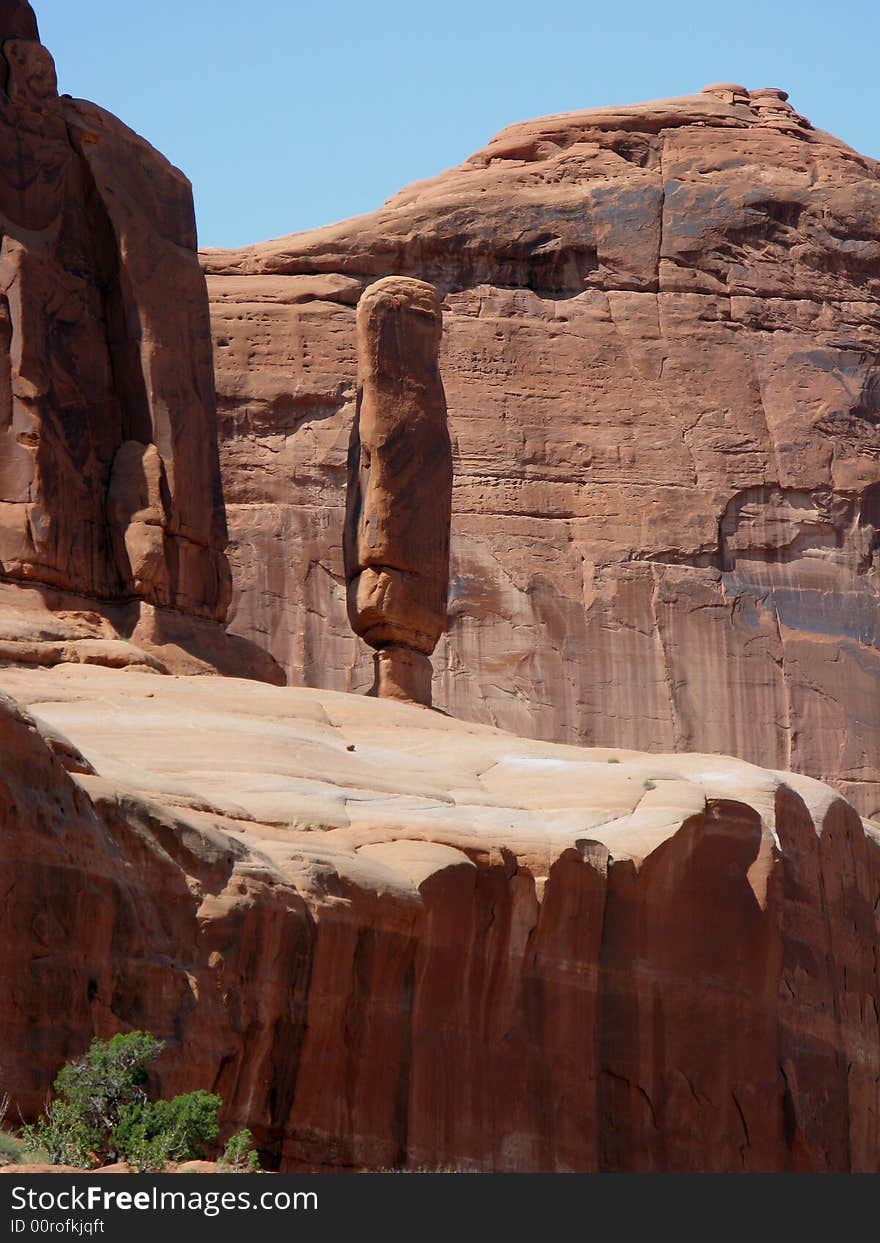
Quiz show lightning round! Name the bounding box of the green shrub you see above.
[53,1031,164,1151]
[21,1099,96,1168]
[146,1090,222,1160]
[116,1126,173,1174]
[0,1130,27,1166]
[116,1091,222,1166]
[220,1128,262,1173]
[19,1031,224,1170]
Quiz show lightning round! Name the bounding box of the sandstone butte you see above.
[0,1,879,1175]
[204,77,880,821]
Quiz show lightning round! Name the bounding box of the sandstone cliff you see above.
[3,8,879,1175]
[203,85,880,815]
[0,2,279,680]
[0,662,877,1172]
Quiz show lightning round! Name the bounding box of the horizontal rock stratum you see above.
[203,85,880,816]
[1,663,878,1172]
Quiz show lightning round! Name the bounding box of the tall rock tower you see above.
[0,0,230,620]
[344,276,452,706]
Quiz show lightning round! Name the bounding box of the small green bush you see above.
[117,1126,173,1174]
[20,1032,223,1171]
[147,1090,222,1159]
[116,1091,222,1167]
[21,1099,95,1168]
[220,1128,262,1173]
[54,1031,163,1148]
[0,1130,27,1166]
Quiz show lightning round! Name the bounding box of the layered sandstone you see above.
[1,661,878,1172]
[204,86,880,813]
[0,3,279,680]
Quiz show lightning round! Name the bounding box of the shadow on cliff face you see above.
[0,688,307,1150]
[128,601,286,685]
[598,802,777,1172]
[0,577,285,684]
[596,790,880,1172]
[0,689,210,1113]
[770,784,880,1172]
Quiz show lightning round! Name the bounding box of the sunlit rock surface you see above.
[2,662,878,1172]
[204,85,880,814]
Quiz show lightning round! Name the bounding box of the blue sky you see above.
[34,0,879,251]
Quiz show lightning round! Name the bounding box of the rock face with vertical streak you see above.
[344,276,452,705]
[204,85,880,812]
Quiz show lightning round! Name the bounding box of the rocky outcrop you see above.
[344,277,452,705]
[0,4,280,680]
[0,1,36,41]
[1,662,878,1172]
[203,86,880,813]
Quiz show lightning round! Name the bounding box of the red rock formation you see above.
[0,10,225,614]
[0,6,281,681]
[2,11,877,1175]
[0,1,36,41]
[344,276,452,705]
[204,86,880,814]
[0,664,878,1172]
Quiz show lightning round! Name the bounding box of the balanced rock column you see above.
[344,277,452,706]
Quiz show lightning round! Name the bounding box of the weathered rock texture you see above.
[1,662,878,1172]
[204,86,880,814]
[0,6,281,681]
[344,276,452,705]
[0,0,36,42]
